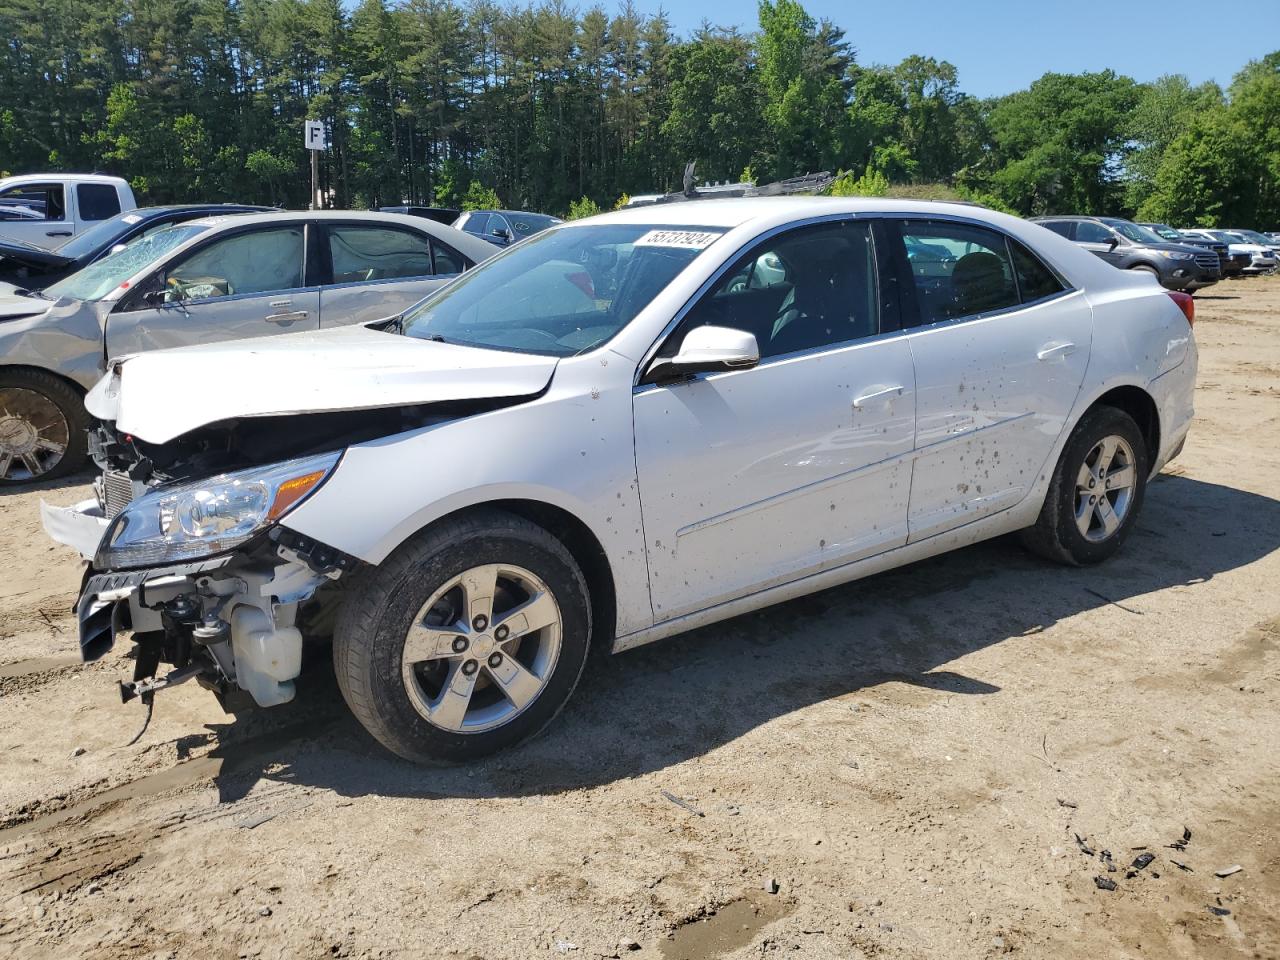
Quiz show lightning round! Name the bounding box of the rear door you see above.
[892,218,1092,541]
[317,222,469,326]
[106,222,318,358]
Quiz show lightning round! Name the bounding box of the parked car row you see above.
[1031,214,1278,291]
[29,195,1198,765]
[382,205,564,248]
[0,210,497,483]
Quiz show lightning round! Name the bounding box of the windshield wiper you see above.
[15,287,52,300]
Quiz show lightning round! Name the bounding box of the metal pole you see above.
[310,148,319,210]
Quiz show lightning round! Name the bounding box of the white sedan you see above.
[43,198,1198,763]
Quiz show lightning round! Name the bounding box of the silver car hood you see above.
[87,324,560,444]
[0,286,54,321]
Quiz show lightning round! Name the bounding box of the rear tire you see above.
[333,509,592,764]
[1019,406,1150,566]
[0,368,89,486]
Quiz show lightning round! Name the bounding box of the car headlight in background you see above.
[1157,251,1194,261]
[96,451,341,569]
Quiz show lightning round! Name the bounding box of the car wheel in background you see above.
[333,509,592,764]
[0,369,89,486]
[1019,406,1150,566]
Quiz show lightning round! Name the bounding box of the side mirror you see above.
[143,289,165,307]
[490,227,511,242]
[1107,237,1121,251]
[649,325,760,383]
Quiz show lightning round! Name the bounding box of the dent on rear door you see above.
[319,278,445,327]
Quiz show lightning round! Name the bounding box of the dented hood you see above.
[86,324,560,444]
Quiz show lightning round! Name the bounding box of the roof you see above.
[585,196,999,229]
[0,172,128,186]
[174,209,499,262]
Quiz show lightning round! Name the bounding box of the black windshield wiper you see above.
[16,287,52,300]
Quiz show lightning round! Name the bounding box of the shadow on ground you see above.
[188,474,1279,803]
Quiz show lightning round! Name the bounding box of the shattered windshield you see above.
[400,223,727,356]
[44,223,207,302]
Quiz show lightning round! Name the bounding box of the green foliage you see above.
[0,0,1273,226]
[461,181,502,211]
[829,165,889,197]
[568,196,603,219]
[613,193,631,210]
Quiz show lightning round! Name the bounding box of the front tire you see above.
[0,369,88,486]
[333,510,592,764]
[1019,406,1150,566]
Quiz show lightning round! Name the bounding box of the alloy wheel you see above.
[0,388,69,482]
[401,563,563,733]
[1074,435,1137,543]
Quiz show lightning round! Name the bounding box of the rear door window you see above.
[327,225,433,283]
[898,220,1020,323]
[77,183,122,221]
[1075,221,1114,244]
[1037,220,1074,239]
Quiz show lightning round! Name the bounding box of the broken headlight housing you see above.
[95,451,341,569]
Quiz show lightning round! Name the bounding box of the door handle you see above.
[45,230,72,237]
[1037,341,1077,362]
[264,310,309,325]
[853,385,904,409]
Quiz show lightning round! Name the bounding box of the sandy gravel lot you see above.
[0,276,1277,960]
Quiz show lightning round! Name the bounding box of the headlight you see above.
[1158,251,1194,261]
[96,451,341,569]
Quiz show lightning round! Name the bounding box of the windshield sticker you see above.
[122,214,142,224]
[634,229,719,250]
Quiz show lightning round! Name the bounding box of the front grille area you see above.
[1194,252,1220,272]
[101,469,135,519]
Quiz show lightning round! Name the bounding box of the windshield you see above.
[1144,223,1183,241]
[401,223,727,356]
[44,224,207,301]
[54,209,149,259]
[1106,220,1167,244]
[506,213,559,238]
[1233,229,1273,244]
[1211,231,1245,244]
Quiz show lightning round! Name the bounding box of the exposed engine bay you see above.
[72,397,523,715]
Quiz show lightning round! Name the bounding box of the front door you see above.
[107,224,319,358]
[1075,220,1123,266]
[0,182,73,249]
[633,219,916,622]
[891,218,1093,541]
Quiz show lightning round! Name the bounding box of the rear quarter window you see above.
[77,183,122,221]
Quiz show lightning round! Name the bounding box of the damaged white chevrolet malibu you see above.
[42,198,1197,763]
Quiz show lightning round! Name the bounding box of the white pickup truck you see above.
[0,174,137,250]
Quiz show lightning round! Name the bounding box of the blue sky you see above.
[659,0,1272,98]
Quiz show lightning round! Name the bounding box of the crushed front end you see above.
[42,422,354,712]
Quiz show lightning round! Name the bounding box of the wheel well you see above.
[1092,386,1160,463]
[0,364,88,399]
[436,499,618,647]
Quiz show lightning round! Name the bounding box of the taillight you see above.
[1167,290,1195,327]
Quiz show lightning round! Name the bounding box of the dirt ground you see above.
[1,275,1278,960]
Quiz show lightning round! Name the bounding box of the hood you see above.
[1144,241,1210,256]
[0,235,73,270]
[0,286,54,322]
[86,323,560,444]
